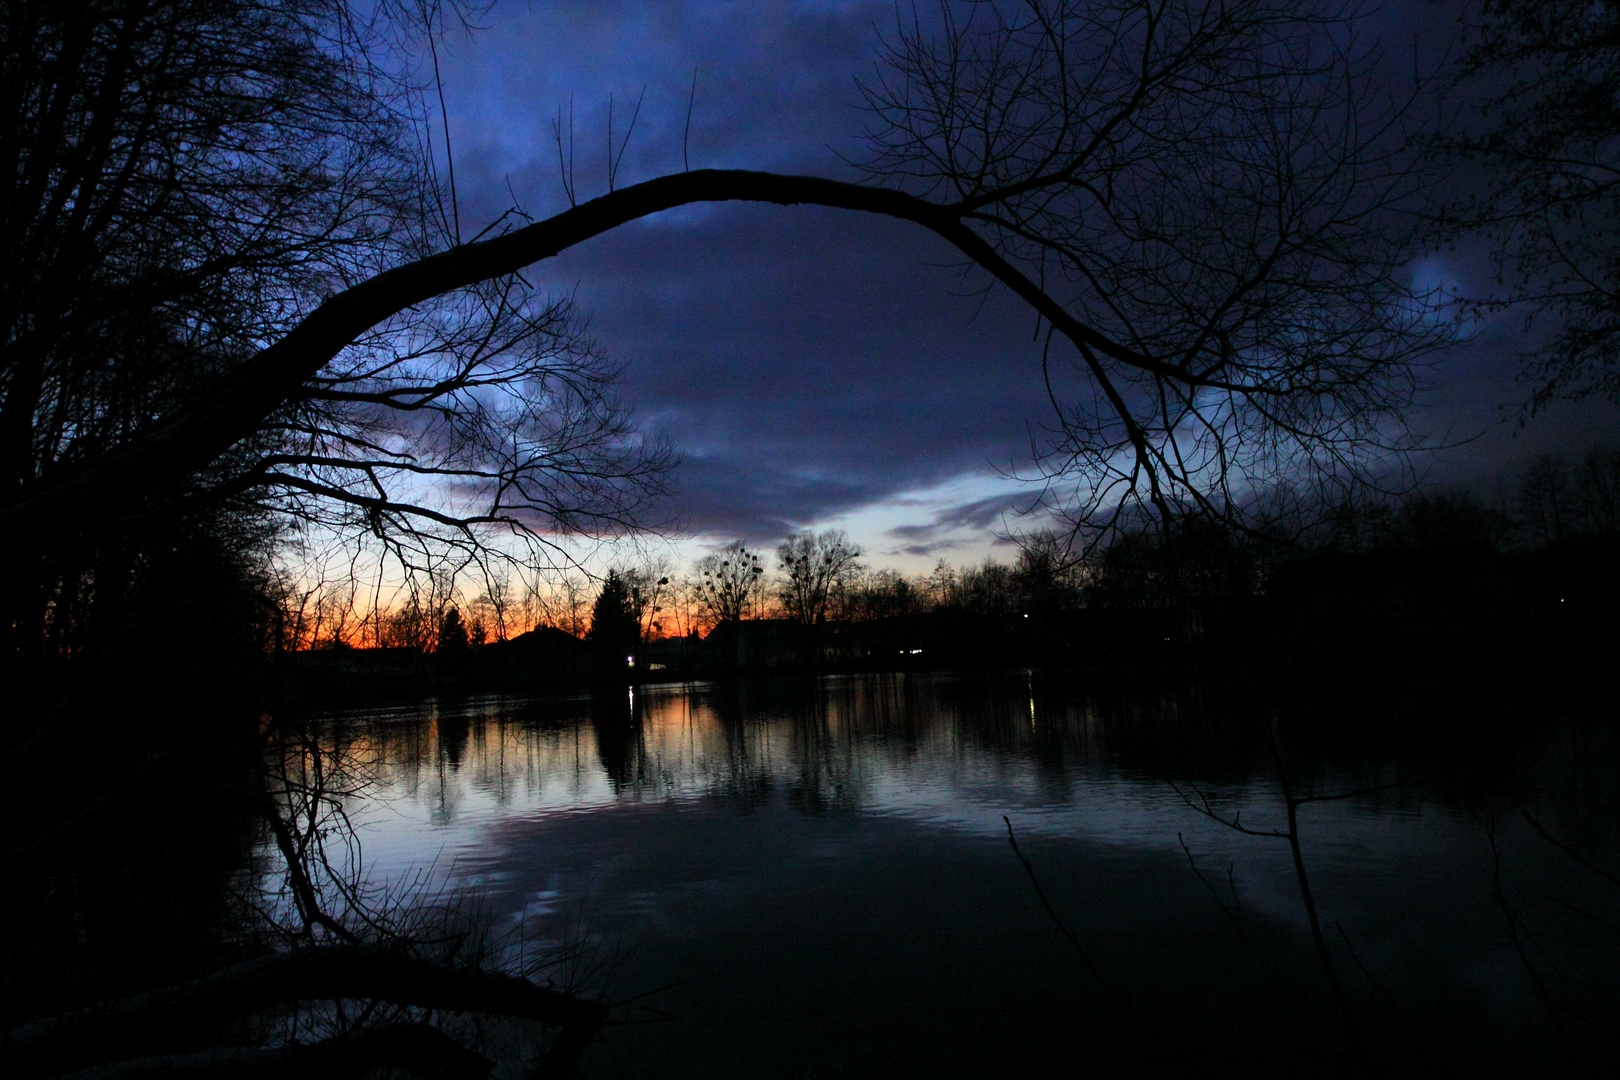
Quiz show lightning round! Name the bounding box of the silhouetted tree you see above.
[624,564,673,641]
[530,571,591,638]
[864,0,1448,538]
[468,571,513,643]
[946,559,1019,617]
[587,569,640,676]
[777,530,862,626]
[0,0,1448,585]
[1518,454,1574,546]
[1395,491,1506,551]
[436,609,469,655]
[1093,519,1254,609]
[0,0,673,665]
[1574,445,1620,534]
[845,568,922,622]
[1448,0,1620,408]
[1316,495,1402,555]
[1013,531,1089,614]
[923,559,958,610]
[693,542,766,625]
[376,568,456,650]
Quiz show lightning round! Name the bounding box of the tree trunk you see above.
[2,946,607,1079]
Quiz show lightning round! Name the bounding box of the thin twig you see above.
[1002,816,1142,1025]
[683,69,697,172]
[1522,809,1620,889]
[425,14,460,244]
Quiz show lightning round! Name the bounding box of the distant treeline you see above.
[281,445,1618,696]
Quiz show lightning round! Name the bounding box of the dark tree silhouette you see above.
[1574,445,1620,535]
[1449,0,1620,409]
[1518,453,1574,546]
[1092,518,1254,609]
[1393,491,1506,551]
[2,0,1448,631]
[777,530,862,627]
[436,608,469,655]
[1012,531,1088,614]
[586,569,640,676]
[844,567,923,622]
[861,1,1448,538]
[944,559,1019,617]
[0,0,672,662]
[692,542,766,624]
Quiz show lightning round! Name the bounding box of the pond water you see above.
[298,672,1620,1077]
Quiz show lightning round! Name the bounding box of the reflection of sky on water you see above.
[338,678,1519,910]
[304,673,1619,1075]
[337,676,1475,893]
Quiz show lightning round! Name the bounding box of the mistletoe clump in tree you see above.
[692,542,766,625]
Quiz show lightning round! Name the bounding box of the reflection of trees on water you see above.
[330,677,1228,820]
[1509,719,1620,853]
[437,713,471,768]
[111,675,1596,1080]
[784,681,858,816]
[218,676,1620,1075]
[590,691,643,792]
[307,676,1619,866]
[340,677,1197,824]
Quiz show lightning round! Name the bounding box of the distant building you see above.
[702,619,805,670]
[478,626,590,682]
[640,633,702,673]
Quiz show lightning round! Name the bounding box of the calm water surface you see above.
[302,672,1620,1077]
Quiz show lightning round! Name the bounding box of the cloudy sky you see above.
[428,0,1618,572]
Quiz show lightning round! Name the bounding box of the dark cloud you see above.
[430,2,1620,562]
[545,206,1063,533]
[889,492,1037,542]
[430,2,1067,550]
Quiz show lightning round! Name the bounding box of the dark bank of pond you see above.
[289,671,1620,1077]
